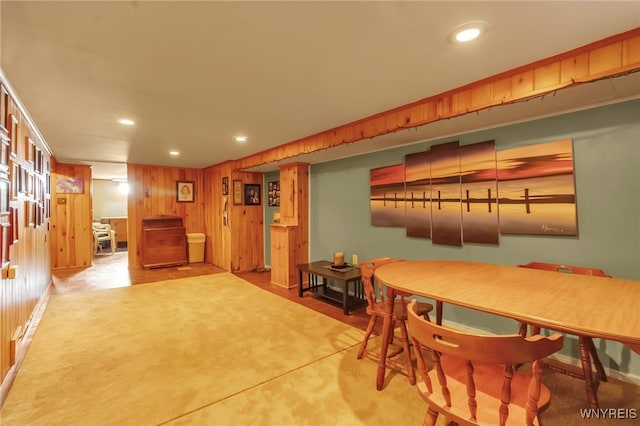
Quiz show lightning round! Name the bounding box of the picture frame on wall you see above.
[10,161,18,200]
[176,180,194,203]
[268,181,280,207]
[232,179,242,205]
[0,130,9,173]
[0,176,9,216]
[56,176,83,193]
[244,183,261,206]
[222,176,229,195]
[1,222,9,265]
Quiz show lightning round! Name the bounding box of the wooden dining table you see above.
[374,260,640,408]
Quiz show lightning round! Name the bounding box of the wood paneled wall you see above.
[127,163,205,269]
[50,163,93,269]
[203,162,264,272]
[0,78,52,387]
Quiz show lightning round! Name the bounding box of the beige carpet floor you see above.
[0,273,425,426]
[1,273,638,425]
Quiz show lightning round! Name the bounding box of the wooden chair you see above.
[407,299,564,426]
[357,257,434,387]
[517,261,610,383]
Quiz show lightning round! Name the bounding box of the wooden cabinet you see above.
[142,216,187,269]
[100,217,128,245]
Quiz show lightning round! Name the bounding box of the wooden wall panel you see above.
[229,171,264,272]
[623,36,640,65]
[51,163,92,269]
[0,81,52,390]
[203,162,230,270]
[202,162,264,272]
[127,163,204,269]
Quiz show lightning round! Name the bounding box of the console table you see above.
[298,260,365,315]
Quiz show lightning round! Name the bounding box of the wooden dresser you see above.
[142,216,187,269]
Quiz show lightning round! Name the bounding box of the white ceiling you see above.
[1,1,639,179]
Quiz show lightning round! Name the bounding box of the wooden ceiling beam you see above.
[237,28,640,170]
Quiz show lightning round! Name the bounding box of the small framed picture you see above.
[244,183,261,206]
[222,176,229,195]
[232,180,243,205]
[56,176,83,194]
[176,180,194,203]
[268,180,280,207]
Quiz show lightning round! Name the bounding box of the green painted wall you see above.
[308,99,640,378]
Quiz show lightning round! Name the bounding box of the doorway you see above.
[91,162,129,257]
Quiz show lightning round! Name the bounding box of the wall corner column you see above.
[270,162,309,288]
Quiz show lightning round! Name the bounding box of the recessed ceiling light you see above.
[456,28,480,42]
[449,21,488,43]
[117,118,135,125]
[234,136,248,143]
[169,150,180,156]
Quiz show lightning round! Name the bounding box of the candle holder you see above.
[333,251,345,267]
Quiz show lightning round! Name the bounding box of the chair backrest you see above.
[358,257,400,306]
[518,261,611,277]
[406,299,564,425]
[92,223,113,240]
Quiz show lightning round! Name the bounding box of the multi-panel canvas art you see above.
[430,141,462,246]
[461,141,499,245]
[497,139,577,236]
[405,150,432,239]
[370,164,405,228]
[370,139,577,246]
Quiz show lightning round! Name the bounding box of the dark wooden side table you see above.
[298,260,365,315]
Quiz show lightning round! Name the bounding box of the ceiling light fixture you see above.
[117,118,135,125]
[169,150,180,156]
[234,136,248,143]
[449,21,488,43]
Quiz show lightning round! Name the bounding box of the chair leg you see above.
[586,337,607,382]
[578,336,600,409]
[435,301,443,325]
[424,407,439,426]
[518,322,528,337]
[357,315,378,359]
[389,319,396,345]
[398,319,416,385]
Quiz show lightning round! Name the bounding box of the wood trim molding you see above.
[237,28,640,170]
